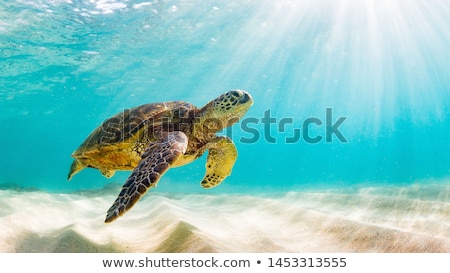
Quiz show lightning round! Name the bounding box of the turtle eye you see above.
[240,93,250,103]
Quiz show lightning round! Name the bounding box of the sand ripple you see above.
[1,183,449,253]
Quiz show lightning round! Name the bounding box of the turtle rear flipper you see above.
[100,169,115,178]
[68,159,87,180]
[201,136,237,189]
[105,131,188,223]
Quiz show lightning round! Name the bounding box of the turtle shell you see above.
[71,101,197,169]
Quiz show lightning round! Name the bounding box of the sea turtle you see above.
[68,90,253,223]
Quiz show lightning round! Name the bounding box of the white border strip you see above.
[1,253,449,273]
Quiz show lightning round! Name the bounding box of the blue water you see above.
[1,0,449,193]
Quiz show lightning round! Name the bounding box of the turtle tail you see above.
[68,159,86,180]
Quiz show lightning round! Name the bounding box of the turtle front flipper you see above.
[105,131,188,223]
[201,136,238,189]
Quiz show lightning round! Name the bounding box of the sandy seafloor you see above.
[1,182,449,253]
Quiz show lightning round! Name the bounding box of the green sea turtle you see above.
[68,90,253,223]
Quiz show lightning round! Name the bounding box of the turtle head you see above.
[199,90,253,132]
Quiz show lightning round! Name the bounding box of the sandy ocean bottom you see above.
[1,182,450,253]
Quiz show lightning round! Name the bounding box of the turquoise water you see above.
[1,0,449,194]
